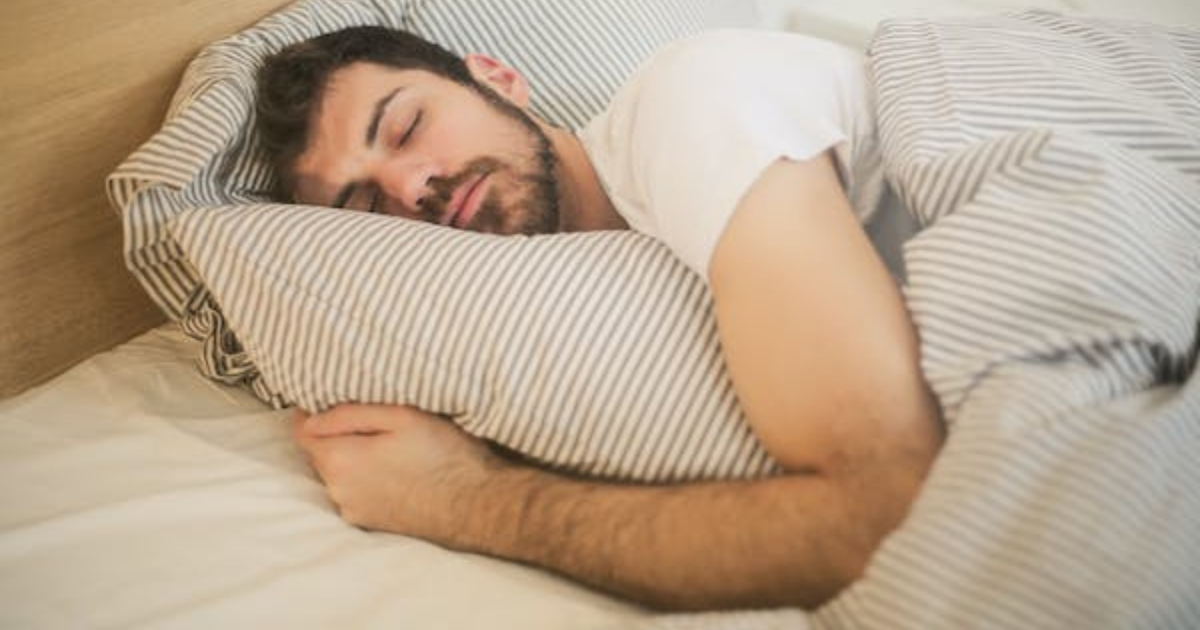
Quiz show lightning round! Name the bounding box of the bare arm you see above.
[294,152,942,610]
[456,455,902,609]
[709,153,941,477]
[296,409,893,610]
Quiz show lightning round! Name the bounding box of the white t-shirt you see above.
[578,29,889,281]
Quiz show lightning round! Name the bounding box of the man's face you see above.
[292,61,560,235]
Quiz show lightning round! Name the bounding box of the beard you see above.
[417,84,561,235]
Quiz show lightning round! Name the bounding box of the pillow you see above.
[170,204,778,482]
[108,0,776,481]
[108,0,757,396]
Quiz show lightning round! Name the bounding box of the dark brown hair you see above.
[255,26,473,200]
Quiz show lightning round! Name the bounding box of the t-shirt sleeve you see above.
[612,31,866,279]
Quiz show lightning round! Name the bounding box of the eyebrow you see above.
[329,87,404,209]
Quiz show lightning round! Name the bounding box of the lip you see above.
[443,172,489,229]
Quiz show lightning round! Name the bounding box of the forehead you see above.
[319,61,430,110]
[291,62,445,201]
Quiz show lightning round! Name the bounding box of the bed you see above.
[2,1,1198,629]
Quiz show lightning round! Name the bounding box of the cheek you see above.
[455,108,532,160]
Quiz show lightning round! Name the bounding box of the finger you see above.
[302,432,379,487]
[304,404,392,438]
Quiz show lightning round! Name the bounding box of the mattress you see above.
[0,325,652,629]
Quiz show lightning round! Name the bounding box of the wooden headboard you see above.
[0,0,296,398]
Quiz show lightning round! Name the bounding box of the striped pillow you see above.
[170,204,778,482]
[107,0,757,405]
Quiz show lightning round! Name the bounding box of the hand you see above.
[292,404,505,544]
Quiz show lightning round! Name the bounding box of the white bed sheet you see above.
[0,325,649,629]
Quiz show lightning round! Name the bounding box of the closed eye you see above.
[397,110,422,147]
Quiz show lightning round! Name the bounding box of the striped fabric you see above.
[106,0,755,401]
[640,10,1200,630]
[170,204,778,482]
[654,11,1198,630]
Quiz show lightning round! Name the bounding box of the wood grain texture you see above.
[0,0,295,399]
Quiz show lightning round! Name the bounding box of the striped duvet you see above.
[651,10,1200,630]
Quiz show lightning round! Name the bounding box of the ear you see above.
[464,53,532,108]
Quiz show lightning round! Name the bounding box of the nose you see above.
[370,152,439,218]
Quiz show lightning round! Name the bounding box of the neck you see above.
[543,124,627,233]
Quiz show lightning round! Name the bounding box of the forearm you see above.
[448,460,923,611]
[295,403,928,608]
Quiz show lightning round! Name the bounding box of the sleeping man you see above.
[257,26,943,611]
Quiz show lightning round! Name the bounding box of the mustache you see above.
[417,157,502,221]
